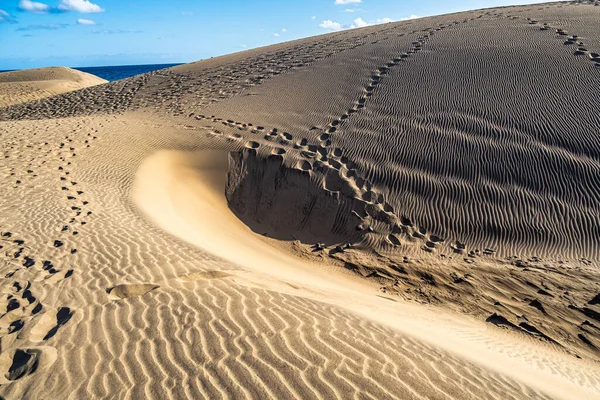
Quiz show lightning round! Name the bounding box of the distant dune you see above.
[0,66,107,107]
[1,2,600,399]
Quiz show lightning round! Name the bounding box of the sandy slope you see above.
[1,1,600,399]
[0,67,107,108]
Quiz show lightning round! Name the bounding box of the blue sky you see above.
[0,0,557,69]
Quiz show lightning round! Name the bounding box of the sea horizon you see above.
[0,62,183,82]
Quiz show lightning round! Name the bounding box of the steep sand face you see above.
[1,1,600,399]
[0,66,107,107]
[225,150,367,244]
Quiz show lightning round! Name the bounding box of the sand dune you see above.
[1,1,600,399]
[0,66,107,108]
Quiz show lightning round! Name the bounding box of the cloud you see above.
[334,0,361,4]
[0,9,17,23]
[399,15,421,21]
[319,17,394,31]
[311,15,316,20]
[16,23,68,31]
[281,28,286,32]
[319,20,343,31]
[240,44,247,48]
[58,0,104,13]
[273,33,279,37]
[344,9,355,12]
[77,18,95,25]
[18,0,50,14]
[92,28,140,34]
[353,17,368,27]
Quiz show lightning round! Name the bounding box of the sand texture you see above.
[2,1,600,399]
[0,67,107,108]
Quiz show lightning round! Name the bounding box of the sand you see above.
[0,66,107,108]
[1,1,600,399]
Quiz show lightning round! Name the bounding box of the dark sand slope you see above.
[1,1,600,399]
[204,4,600,259]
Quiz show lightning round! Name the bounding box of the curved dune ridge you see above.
[1,1,600,399]
[0,66,108,108]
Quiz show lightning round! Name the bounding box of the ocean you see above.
[73,63,182,82]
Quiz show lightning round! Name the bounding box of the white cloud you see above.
[281,28,286,32]
[92,28,139,34]
[58,0,104,13]
[311,15,316,20]
[319,16,394,31]
[399,15,421,21]
[18,0,50,14]
[0,9,17,23]
[240,44,247,48]
[344,9,355,12]
[17,23,68,30]
[273,33,280,37]
[77,18,96,25]
[319,20,343,31]
[334,0,361,4]
[353,17,368,27]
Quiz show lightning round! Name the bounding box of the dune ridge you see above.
[0,66,107,108]
[1,1,600,399]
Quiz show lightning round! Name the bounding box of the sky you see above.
[0,0,559,70]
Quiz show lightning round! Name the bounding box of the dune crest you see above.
[0,66,107,108]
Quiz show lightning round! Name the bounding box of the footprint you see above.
[388,234,401,246]
[297,160,312,171]
[29,307,73,342]
[107,283,159,300]
[296,138,308,148]
[43,268,73,284]
[429,235,444,243]
[0,346,57,383]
